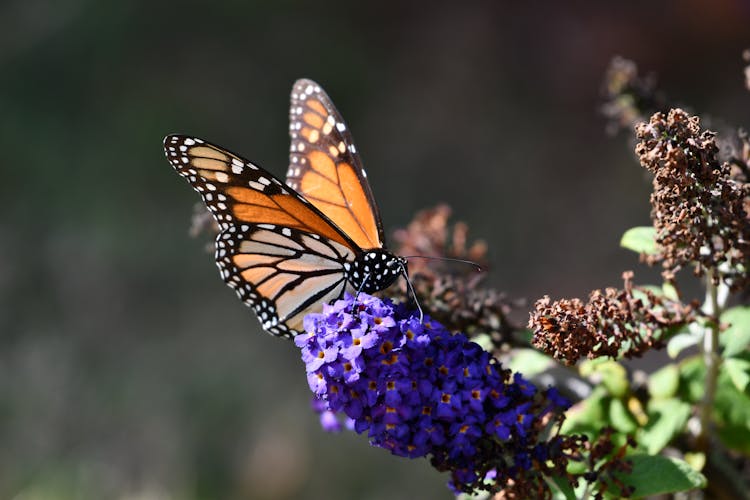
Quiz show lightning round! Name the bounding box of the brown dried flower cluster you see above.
[392,204,488,278]
[602,55,750,171]
[388,205,523,348]
[529,272,693,365]
[636,109,750,288]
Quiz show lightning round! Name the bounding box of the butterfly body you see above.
[346,249,405,294]
[165,80,404,338]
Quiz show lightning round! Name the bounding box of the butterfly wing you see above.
[164,134,358,337]
[286,79,386,250]
[217,225,356,337]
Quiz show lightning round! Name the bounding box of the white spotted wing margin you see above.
[286,78,387,249]
[163,134,360,338]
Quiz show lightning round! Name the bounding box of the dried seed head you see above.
[388,205,523,350]
[635,109,750,289]
[529,272,694,365]
[392,204,488,279]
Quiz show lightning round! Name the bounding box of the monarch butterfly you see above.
[164,79,406,338]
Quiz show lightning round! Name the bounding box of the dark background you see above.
[2,1,749,498]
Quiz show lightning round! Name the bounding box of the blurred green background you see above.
[2,1,749,498]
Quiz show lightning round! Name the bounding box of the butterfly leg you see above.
[350,272,372,314]
[400,263,424,322]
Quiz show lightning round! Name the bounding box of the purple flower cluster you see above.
[296,293,570,493]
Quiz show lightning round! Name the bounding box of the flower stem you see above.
[696,271,722,451]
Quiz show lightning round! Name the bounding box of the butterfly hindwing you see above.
[217,225,356,337]
[286,79,386,250]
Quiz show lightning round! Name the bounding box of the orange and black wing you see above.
[164,134,358,337]
[286,79,386,250]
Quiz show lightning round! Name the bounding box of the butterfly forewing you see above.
[165,135,358,249]
[164,134,361,337]
[286,79,386,250]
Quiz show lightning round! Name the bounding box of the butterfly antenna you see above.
[400,262,424,322]
[402,255,483,272]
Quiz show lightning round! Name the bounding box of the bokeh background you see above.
[2,1,750,498]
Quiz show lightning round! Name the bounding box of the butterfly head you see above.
[348,250,406,294]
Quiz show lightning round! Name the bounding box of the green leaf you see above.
[560,387,609,436]
[683,452,706,472]
[515,328,533,344]
[648,364,680,399]
[580,359,629,397]
[578,357,609,376]
[596,361,630,398]
[662,282,679,301]
[470,333,494,352]
[639,398,690,454]
[723,357,750,392]
[720,306,750,357]
[609,398,638,433]
[714,367,750,453]
[547,475,577,500]
[620,226,659,255]
[667,324,703,359]
[716,422,750,454]
[678,356,705,404]
[624,454,706,498]
[507,348,552,376]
